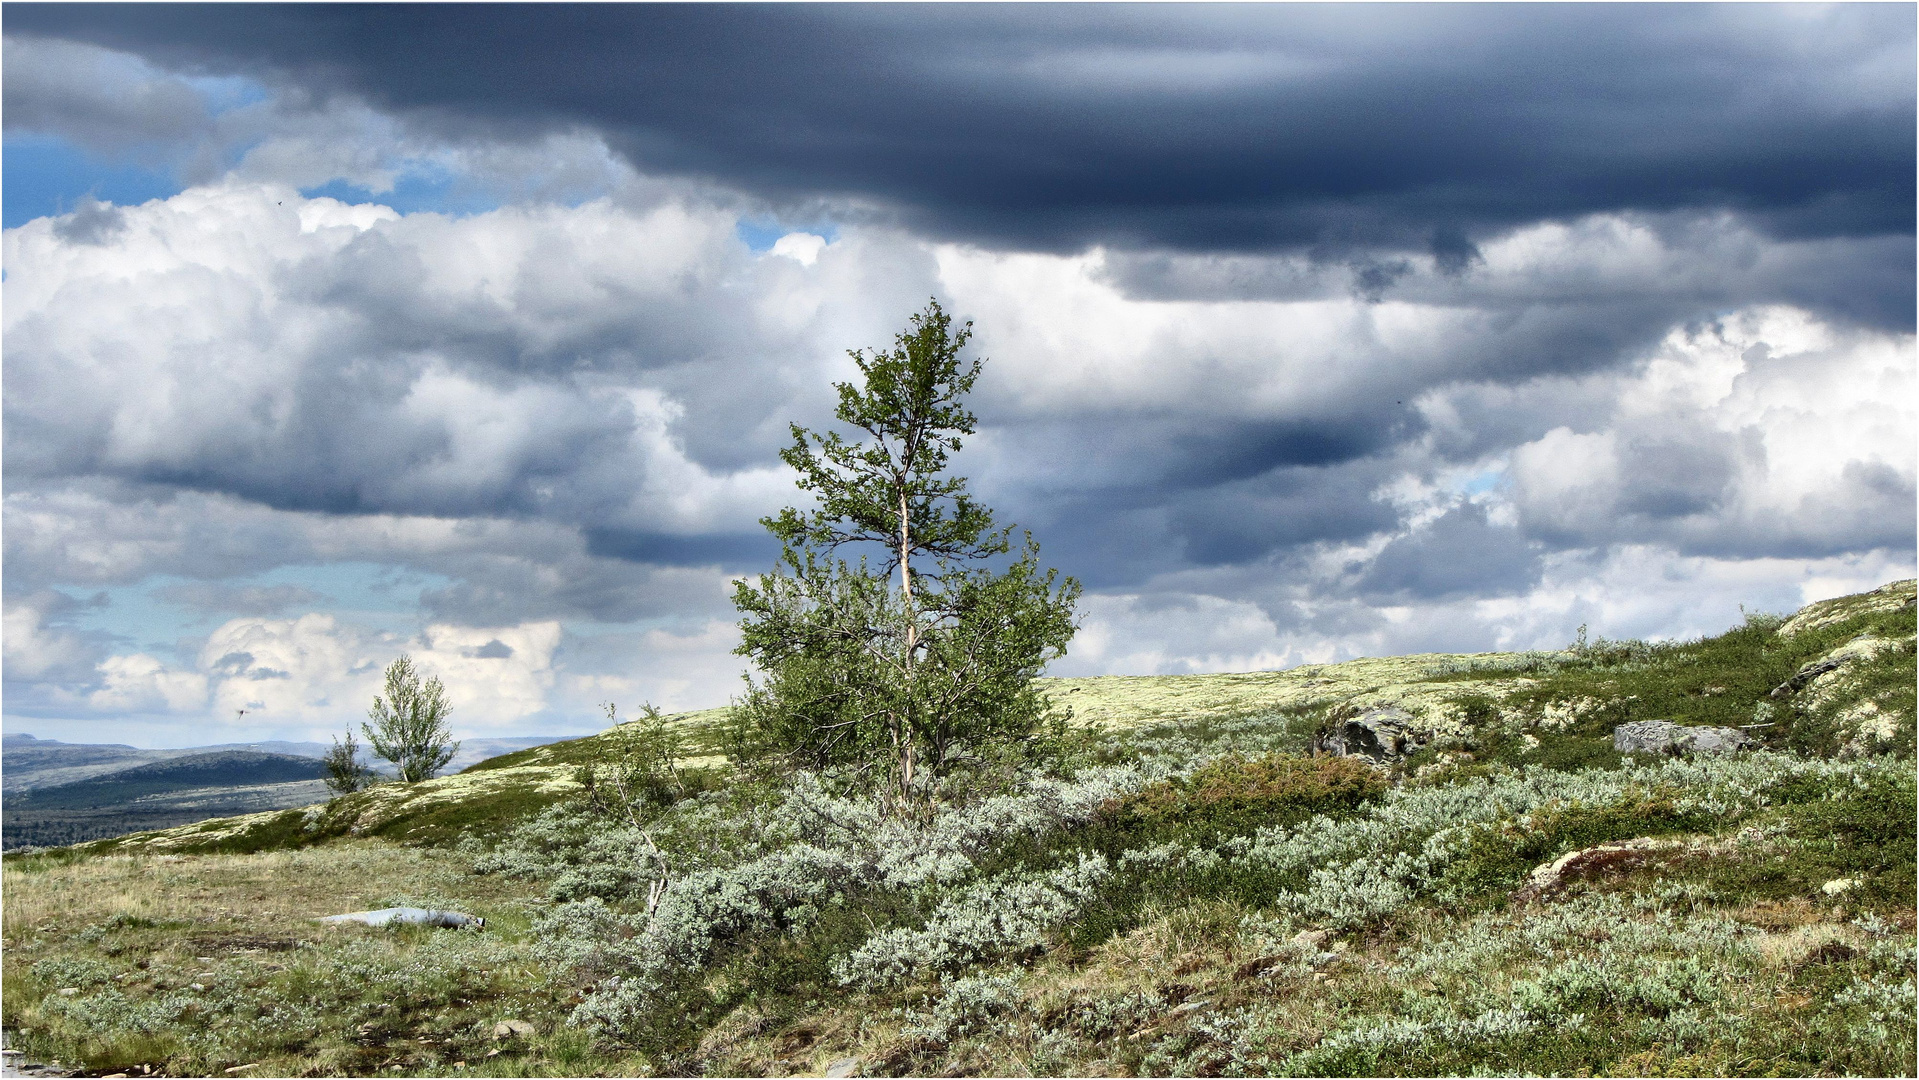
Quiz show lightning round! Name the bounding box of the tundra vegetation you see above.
[4,579,1912,1077]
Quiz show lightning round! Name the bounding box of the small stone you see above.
[493,1019,536,1039]
[1233,953,1287,979]
[1291,928,1331,949]
[57,987,79,996]
[825,1056,861,1078]
[1170,998,1210,1015]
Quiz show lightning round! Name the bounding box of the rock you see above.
[317,907,486,930]
[1233,953,1288,979]
[56,987,78,997]
[1770,655,1846,698]
[1290,928,1331,950]
[825,1057,861,1078]
[1317,706,1418,760]
[1512,836,1683,902]
[493,1020,535,1040]
[1612,720,1751,756]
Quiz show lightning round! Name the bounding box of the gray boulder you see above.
[1613,720,1751,756]
[1317,706,1417,760]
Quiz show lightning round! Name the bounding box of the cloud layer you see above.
[2,15,1912,745]
[10,6,1913,263]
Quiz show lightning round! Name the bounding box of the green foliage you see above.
[574,702,692,820]
[732,300,1081,800]
[1438,793,1711,899]
[1104,753,1386,833]
[321,729,374,795]
[362,654,459,783]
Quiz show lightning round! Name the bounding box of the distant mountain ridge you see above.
[2,734,340,792]
[1,732,591,849]
[9,751,329,811]
[2,733,588,792]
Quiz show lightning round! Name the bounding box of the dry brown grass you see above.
[3,841,536,943]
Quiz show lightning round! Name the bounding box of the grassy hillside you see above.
[3,580,1912,1077]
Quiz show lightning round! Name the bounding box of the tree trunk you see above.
[898,484,917,800]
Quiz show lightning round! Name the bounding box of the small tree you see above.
[322,728,374,794]
[362,655,459,783]
[732,299,1080,803]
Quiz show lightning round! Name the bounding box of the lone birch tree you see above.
[362,655,459,783]
[731,300,1080,802]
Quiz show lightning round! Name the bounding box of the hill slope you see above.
[3,580,1911,1078]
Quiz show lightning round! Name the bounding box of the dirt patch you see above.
[1512,837,1686,903]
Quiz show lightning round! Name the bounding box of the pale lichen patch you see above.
[1777,579,1916,639]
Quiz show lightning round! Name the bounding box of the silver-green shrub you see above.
[834,853,1110,988]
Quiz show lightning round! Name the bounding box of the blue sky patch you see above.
[735,216,839,252]
[59,562,458,665]
[3,134,181,228]
[300,173,504,219]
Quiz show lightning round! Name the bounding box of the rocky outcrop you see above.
[1315,706,1418,760]
[1613,720,1751,756]
[1770,655,1848,698]
[1771,634,1907,699]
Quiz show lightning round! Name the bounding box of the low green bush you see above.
[1102,753,1385,833]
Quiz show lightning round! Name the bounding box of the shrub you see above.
[1103,753,1385,833]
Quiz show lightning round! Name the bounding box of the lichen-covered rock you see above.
[1769,633,1906,699]
[1317,706,1418,760]
[1613,720,1751,756]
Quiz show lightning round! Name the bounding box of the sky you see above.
[3,4,1914,748]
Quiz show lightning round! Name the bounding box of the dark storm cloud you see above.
[51,198,128,245]
[10,4,1912,266]
[1013,457,1403,588]
[1358,502,1542,601]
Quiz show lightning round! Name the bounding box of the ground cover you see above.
[3,580,1912,1077]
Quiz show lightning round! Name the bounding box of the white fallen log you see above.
[316,907,485,929]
